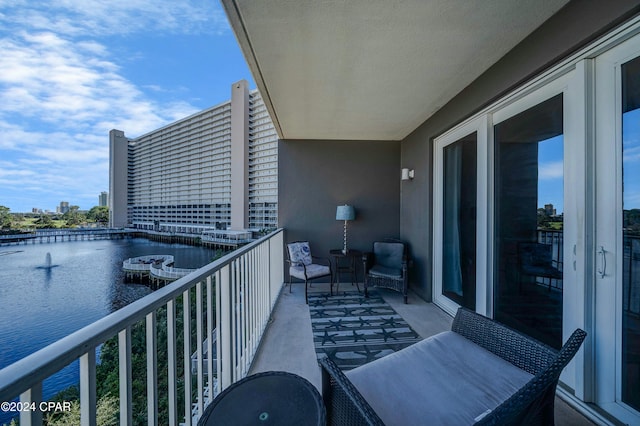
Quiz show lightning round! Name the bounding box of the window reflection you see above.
[495,94,564,349]
[621,55,640,412]
[442,134,477,310]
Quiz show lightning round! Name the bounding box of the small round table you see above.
[198,371,326,426]
[329,249,362,294]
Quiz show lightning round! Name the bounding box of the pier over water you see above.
[0,228,134,245]
[122,254,195,288]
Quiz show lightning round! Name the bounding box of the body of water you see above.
[0,237,219,423]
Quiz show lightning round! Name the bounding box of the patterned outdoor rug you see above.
[309,290,422,371]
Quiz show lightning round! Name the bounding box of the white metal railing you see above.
[0,228,284,426]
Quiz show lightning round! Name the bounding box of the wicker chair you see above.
[363,240,410,303]
[320,307,586,425]
[518,242,563,291]
[286,241,333,304]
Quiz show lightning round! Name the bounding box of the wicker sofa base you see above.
[364,275,407,302]
[320,308,586,425]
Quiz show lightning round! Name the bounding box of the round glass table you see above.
[198,371,326,425]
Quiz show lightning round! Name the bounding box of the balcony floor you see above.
[250,282,595,425]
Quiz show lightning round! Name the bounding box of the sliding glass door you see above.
[494,94,564,349]
[442,134,477,310]
[594,35,640,424]
[433,119,485,315]
[431,24,640,424]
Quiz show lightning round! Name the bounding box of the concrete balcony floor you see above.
[250,281,595,425]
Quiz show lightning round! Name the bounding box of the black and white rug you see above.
[309,290,422,371]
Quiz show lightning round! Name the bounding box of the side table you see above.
[329,249,362,294]
[198,371,325,425]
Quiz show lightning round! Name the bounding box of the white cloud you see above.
[0,1,226,210]
[538,161,563,180]
[623,145,640,163]
[0,0,229,38]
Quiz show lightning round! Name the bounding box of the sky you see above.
[0,0,253,213]
[538,135,564,214]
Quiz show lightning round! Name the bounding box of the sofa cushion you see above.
[345,331,533,426]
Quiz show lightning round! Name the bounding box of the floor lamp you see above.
[336,205,356,254]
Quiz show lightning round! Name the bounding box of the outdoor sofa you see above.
[320,307,586,425]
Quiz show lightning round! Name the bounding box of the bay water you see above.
[0,237,219,423]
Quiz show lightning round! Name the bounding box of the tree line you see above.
[0,205,109,231]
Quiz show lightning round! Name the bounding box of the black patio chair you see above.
[286,241,333,304]
[363,239,410,303]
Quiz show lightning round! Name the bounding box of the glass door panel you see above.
[442,134,477,310]
[595,35,640,423]
[621,55,640,413]
[494,93,564,349]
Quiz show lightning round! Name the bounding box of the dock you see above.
[122,255,195,289]
[0,229,134,245]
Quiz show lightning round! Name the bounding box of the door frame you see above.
[594,33,640,424]
[433,116,488,317]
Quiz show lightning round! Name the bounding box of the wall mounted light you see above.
[401,168,415,181]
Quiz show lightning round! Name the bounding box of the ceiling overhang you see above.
[222,0,570,141]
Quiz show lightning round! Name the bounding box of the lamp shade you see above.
[336,205,355,221]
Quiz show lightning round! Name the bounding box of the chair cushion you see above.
[289,264,330,280]
[345,331,533,426]
[373,242,404,270]
[368,265,402,279]
[287,242,312,266]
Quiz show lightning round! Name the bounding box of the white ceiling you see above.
[223,0,570,141]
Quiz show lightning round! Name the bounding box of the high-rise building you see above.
[59,201,69,214]
[99,192,108,207]
[109,80,278,233]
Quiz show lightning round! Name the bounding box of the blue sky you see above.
[0,0,253,213]
[538,135,564,214]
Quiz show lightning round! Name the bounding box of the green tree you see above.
[0,205,11,229]
[46,394,118,426]
[62,206,85,227]
[35,213,55,228]
[87,206,109,225]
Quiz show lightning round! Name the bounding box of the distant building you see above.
[59,201,69,214]
[544,203,556,216]
[109,80,278,233]
[99,192,108,207]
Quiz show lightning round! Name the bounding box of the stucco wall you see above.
[279,139,400,281]
[400,0,640,301]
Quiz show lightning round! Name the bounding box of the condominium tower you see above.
[99,191,108,207]
[109,80,278,233]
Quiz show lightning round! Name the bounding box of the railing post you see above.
[195,280,204,417]
[182,289,192,426]
[146,312,158,426]
[80,349,97,426]
[19,383,42,426]
[206,275,214,400]
[218,264,232,390]
[118,327,133,426]
[166,300,177,426]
